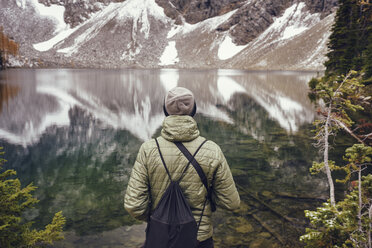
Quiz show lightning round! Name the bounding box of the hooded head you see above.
[163,87,196,117]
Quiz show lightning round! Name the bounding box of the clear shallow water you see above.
[0,69,328,247]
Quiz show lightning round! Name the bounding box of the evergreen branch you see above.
[333,72,353,97]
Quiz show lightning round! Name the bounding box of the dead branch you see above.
[333,118,365,144]
[237,186,296,224]
[251,214,285,245]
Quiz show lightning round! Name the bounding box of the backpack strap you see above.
[174,140,209,192]
[155,138,172,181]
[178,139,208,181]
[174,139,211,230]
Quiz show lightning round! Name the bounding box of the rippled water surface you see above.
[0,69,328,247]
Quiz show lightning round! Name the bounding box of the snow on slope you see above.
[34,27,78,52]
[252,2,320,47]
[158,9,238,66]
[160,1,323,65]
[177,9,237,36]
[29,0,66,32]
[297,13,334,68]
[116,0,166,36]
[28,0,72,52]
[56,3,122,56]
[6,0,334,70]
[218,35,248,60]
[23,0,66,32]
[15,0,26,8]
[225,2,333,70]
[33,0,168,56]
[156,1,332,70]
[277,3,319,41]
[159,41,179,65]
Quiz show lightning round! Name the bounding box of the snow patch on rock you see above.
[218,35,248,60]
[167,26,181,39]
[29,0,75,52]
[253,2,320,47]
[53,0,168,56]
[167,9,237,38]
[15,0,27,9]
[7,0,335,70]
[116,0,166,39]
[29,0,67,32]
[298,13,335,68]
[159,41,179,66]
[34,26,78,52]
[56,3,120,56]
[281,3,317,40]
[6,55,25,67]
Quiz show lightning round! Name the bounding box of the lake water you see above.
[0,69,328,247]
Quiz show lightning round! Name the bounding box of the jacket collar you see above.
[161,115,200,142]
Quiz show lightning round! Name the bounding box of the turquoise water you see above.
[0,69,328,247]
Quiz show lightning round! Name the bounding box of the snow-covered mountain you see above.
[0,0,337,70]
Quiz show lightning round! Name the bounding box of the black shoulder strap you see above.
[174,139,210,229]
[174,140,209,191]
[155,138,172,181]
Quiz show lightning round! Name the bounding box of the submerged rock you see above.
[249,238,276,248]
[258,232,272,238]
[236,223,254,234]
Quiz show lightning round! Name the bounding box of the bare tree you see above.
[309,71,368,206]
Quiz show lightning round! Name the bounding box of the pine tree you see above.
[325,0,372,76]
[325,0,356,75]
[300,174,372,247]
[302,1,372,247]
[0,148,66,247]
[364,31,372,79]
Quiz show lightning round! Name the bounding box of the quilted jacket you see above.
[124,115,240,241]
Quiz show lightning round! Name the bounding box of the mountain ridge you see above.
[0,0,338,70]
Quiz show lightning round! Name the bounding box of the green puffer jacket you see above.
[124,115,240,241]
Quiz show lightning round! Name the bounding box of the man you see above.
[124,87,240,247]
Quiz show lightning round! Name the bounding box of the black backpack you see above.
[143,138,210,248]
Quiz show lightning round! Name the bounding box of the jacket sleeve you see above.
[212,145,240,211]
[124,144,150,221]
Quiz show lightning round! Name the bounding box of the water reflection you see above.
[0,69,327,247]
[0,69,315,145]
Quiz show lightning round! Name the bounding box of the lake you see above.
[0,68,328,247]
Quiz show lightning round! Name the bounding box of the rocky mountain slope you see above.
[0,0,337,70]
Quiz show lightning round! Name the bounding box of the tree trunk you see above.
[324,107,335,206]
[0,52,3,70]
[369,204,372,248]
[320,72,353,207]
[358,166,362,233]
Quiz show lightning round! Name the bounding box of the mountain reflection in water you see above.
[0,69,327,247]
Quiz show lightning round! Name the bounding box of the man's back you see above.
[124,115,240,242]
